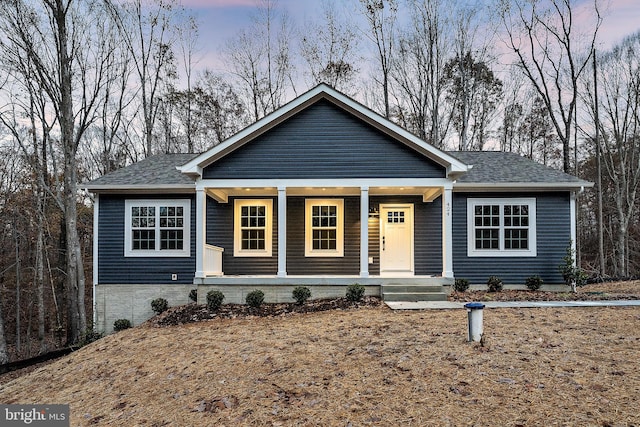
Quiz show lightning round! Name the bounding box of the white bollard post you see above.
[464,302,485,342]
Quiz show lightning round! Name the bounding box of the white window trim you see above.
[234,199,273,257]
[124,199,191,257]
[305,199,344,257]
[467,198,537,257]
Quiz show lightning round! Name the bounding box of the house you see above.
[85,84,591,332]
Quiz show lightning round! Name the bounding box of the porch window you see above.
[234,199,273,257]
[124,199,190,257]
[467,198,536,257]
[305,199,344,257]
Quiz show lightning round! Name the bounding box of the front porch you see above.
[194,275,453,304]
[193,179,456,286]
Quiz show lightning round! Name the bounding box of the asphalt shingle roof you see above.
[84,150,590,190]
[85,153,198,189]
[449,151,589,185]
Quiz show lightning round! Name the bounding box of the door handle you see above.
[382,236,385,251]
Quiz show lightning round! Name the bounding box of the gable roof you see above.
[84,153,197,192]
[449,151,592,190]
[177,84,471,179]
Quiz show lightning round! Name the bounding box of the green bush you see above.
[525,275,544,291]
[346,283,366,302]
[487,276,503,292]
[559,242,589,292]
[189,289,198,303]
[246,290,265,308]
[454,278,470,292]
[79,323,103,346]
[206,290,225,311]
[151,297,169,315]
[113,319,132,332]
[292,286,311,305]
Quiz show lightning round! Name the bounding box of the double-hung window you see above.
[125,200,190,257]
[234,199,273,257]
[467,198,536,257]
[305,199,344,257]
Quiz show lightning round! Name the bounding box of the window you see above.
[234,199,273,257]
[467,198,536,257]
[305,199,344,257]
[125,200,190,257]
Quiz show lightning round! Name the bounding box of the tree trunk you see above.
[0,297,7,364]
[55,1,87,344]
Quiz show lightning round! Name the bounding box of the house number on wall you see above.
[446,202,451,217]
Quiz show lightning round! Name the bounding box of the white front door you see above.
[379,204,414,275]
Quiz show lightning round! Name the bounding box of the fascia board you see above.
[83,184,196,194]
[453,182,594,191]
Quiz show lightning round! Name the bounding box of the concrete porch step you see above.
[382,291,448,302]
[381,284,444,293]
[381,284,448,302]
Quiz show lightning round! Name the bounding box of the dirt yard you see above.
[1,285,639,426]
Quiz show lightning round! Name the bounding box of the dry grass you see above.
[1,302,639,426]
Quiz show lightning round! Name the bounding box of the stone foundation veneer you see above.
[95,284,194,333]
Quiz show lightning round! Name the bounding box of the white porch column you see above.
[570,191,577,262]
[195,187,206,278]
[360,186,369,277]
[442,186,454,278]
[278,187,287,277]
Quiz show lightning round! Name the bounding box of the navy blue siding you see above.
[205,195,442,276]
[286,197,360,275]
[452,192,571,284]
[369,196,442,276]
[203,100,446,179]
[97,194,196,284]
[207,197,278,275]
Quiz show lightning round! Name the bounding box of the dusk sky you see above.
[178,0,639,77]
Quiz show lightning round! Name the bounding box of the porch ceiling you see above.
[206,186,444,201]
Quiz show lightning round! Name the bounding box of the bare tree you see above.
[583,33,640,277]
[392,0,454,147]
[443,51,502,150]
[0,0,119,344]
[176,14,200,152]
[360,0,397,118]
[106,0,180,157]
[224,0,294,121]
[300,1,360,93]
[501,0,601,173]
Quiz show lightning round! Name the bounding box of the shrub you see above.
[206,290,225,311]
[525,275,544,291]
[346,283,366,302]
[113,319,132,332]
[79,323,103,346]
[292,286,311,305]
[487,276,503,292]
[151,298,169,315]
[246,290,265,308]
[454,278,470,292]
[189,289,198,302]
[559,242,589,292]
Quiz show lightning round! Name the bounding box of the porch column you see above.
[195,187,206,278]
[360,186,369,277]
[442,186,454,278]
[278,187,287,277]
